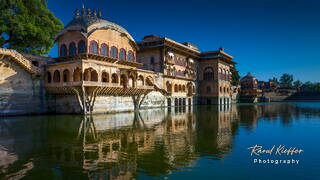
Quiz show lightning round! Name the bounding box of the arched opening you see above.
[110,46,118,58]
[183,98,186,106]
[60,44,67,57]
[73,68,82,82]
[182,85,186,92]
[119,48,126,60]
[53,70,60,83]
[89,41,98,55]
[101,72,109,83]
[120,74,128,88]
[128,75,135,87]
[179,98,182,106]
[174,84,178,92]
[220,86,223,93]
[111,73,119,83]
[63,69,70,82]
[167,98,172,107]
[69,42,77,56]
[46,72,52,83]
[91,70,98,81]
[166,81,172,92]
[78,40,86,54]
[100,44,109,56]
[174,98,178,106]
[83,69,90,81]
[224,87,226,93]
[188,98,192,106]
[128,51,135,62]
[178,85,182,92]
[146,76,153,86]
[203,67,214,81]
[137,75,144,86]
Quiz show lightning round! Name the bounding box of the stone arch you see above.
[91,69,98,81]
[73,68,82,82]
[63,69,70,82]
[146,76,154,86]
[47,71,52,83]
[166,81,172,92]
[137,75,144,86]
[120,74,128,88]
[83,68,98,81]
[174,98,179,106]
[53,70,60,83]
[101,71,109,83]
[174,84,178,92]
[111,73,119,83]
[128,75,135,87]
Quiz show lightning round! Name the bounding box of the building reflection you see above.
[3,103,319,179]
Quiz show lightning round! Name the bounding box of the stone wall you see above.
[48,91,167,114]
[0,57,45,116]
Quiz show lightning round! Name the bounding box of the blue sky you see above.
[48,0,320,82]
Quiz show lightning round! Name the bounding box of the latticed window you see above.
[203,67,214,81]
[60,44,67,57]
[69,42,76,56]
[90,41,98,54]
[119,49,126,60]
[128,51,134,61]
[78,40,86,54]
[100,44,109,56]
[111,47,118,58]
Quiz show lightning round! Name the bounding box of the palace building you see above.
[0,7,237,115]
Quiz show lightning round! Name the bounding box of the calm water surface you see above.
[1,102,320,179]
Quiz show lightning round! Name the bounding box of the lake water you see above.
[0,102,320,179]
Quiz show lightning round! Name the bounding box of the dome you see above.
[56,9,135,43]
[241,72,257,82]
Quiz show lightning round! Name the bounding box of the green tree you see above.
[279,73,293,88]
[293,80,303,89]
[0,0,63,55]
[231,65,240,86]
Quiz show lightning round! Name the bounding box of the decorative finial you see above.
[75,9,79,17]
[81,6,85,16]
[98,9,102,17]
[219,46,224,51]
[86,8,91,16]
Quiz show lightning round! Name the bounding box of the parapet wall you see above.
[0,57,46,116]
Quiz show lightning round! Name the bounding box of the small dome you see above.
[56,11,135,42]
[241,72,257,82]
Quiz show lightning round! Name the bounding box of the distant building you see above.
[240,72,262,103]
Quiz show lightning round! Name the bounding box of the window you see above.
[150,56,155,64]
[78,40,86,54]
[111,46,118,58]
[203,67,214,81]
[69,42,76,56]
[119,48,126,60]
[100,44,109,56]
[89,41,98,54]
[60,44,67,57]
[207,86,211,93]
[128,51,134,61]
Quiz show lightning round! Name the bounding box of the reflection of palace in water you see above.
[0,105,241,179]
